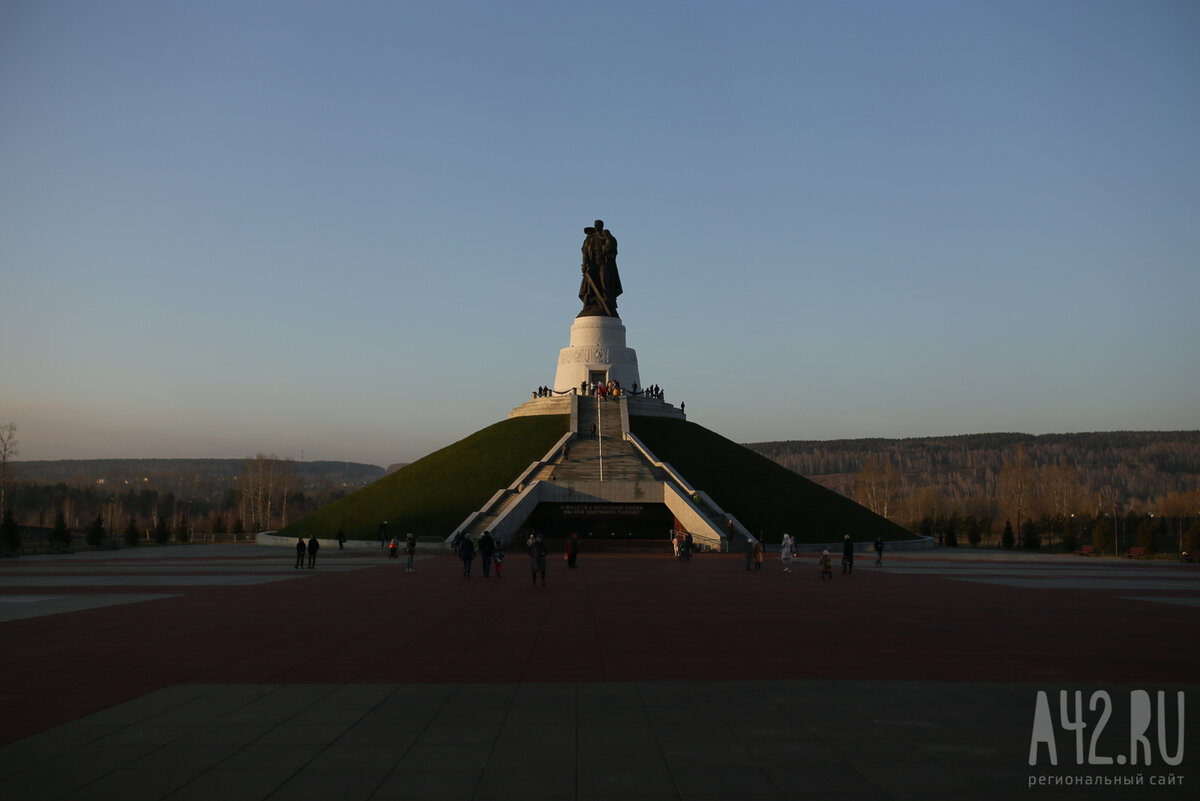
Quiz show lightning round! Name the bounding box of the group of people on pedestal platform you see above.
[528,382,671,402]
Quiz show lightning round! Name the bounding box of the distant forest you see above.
[3,432,1198,554]
[3,457,386,542]
[747,431,1200,549]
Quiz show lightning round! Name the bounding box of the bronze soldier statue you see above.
[578,219,623,317]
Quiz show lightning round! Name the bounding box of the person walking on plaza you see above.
[745,536,755,571]
[388,537,399,559]
[528,532,547,586]
[874,536,884,566]
[294,536,306,569]
[842,534,854,574]
[753,539,764,570]
[780,533,794,572]
[819,549,833,579]
[459,535,476,577]
[479,530,496,577]
[405,532,416,572]
[336,529,346,550]
[378,521,388,551]
[306,534,320,569]
[566,532,580,568]
[494,537,505,578]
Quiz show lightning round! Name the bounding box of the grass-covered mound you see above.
[280,415,569,540]
[631,417,912,544]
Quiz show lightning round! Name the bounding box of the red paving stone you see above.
[1,550,1197,746]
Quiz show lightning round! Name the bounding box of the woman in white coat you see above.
[780,533,794,573]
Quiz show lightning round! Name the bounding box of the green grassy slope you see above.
[631,417,913,544]
[279,415,569,540]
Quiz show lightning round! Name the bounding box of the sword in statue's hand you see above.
[581,264,613,316]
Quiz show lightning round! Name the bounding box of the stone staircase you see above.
[453,395,743,550]
[551,397,665,483]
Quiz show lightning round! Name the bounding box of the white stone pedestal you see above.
[553,316,641,393]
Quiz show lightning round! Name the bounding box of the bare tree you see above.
[1039,461,1079,519]
[0,422,17,521]
[242,453,286,532]
[854,457,898,520]
[998,445,1031,547]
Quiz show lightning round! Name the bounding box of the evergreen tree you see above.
[153,516,170,545]
[52,509,70,551]
[1,508,19,554]
[1061,517,1078,553]
[85,515,106,549]
[1001,520,1014,550]
[123,520,140,548]
[1092,518,1114,554]
[966,515,982,547]
[944,515,959,547]
[1024,518,1041,550]
[1136,517,1157,555]
[1183,520,1200,555]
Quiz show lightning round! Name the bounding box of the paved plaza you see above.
[0,544,1196,800]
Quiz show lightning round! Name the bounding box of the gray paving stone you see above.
[161,768,298,801]
[269,767,391,801]
[372,768,482,800]
[576,764,677,797]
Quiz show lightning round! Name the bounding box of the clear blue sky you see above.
[3,1,1198,467]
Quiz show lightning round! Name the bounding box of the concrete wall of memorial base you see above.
[553,315,641,393]
[464,478,726,550]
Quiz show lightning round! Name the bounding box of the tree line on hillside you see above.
[1,452,379,552]
[748,431,1200,555]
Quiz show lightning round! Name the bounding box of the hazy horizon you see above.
[9,426,1200,471]
[4,2,1198,466]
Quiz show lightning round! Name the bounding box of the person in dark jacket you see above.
[478,530,496,577]
[566,532,580,568]
[842,534,854,574]
[295,537,306,569]
[307,535,320,569]
[528,532,547,586]
[874,537,884,566]
[460,535,476,577]
[405,532,416,573]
